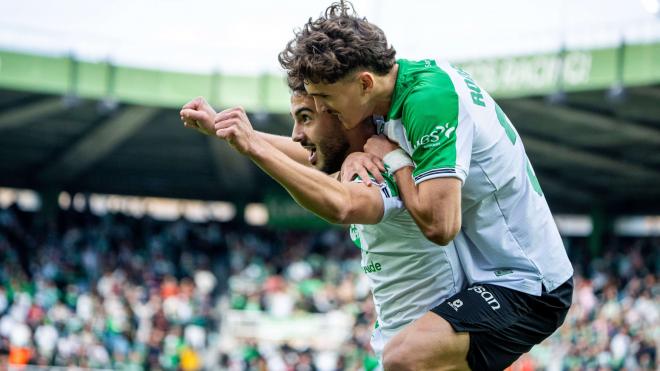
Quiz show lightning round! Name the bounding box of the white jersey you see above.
[349,174,465,357]
[380,59,573,296]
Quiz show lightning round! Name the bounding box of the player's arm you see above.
[252,142,385,224]
[364,89,472,245]
[180,97,309,165]
[213,107,385,225]
[363,136,461,245]
[254,132,309,165]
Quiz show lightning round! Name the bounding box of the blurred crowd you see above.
[0,205,657,370]
[524,238,658,371]
[0,206,377,370]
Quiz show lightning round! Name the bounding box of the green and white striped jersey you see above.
[349,173,464,357]
[380,59,573,296]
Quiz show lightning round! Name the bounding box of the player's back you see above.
[437,60,573,295]
[382,59,573,296]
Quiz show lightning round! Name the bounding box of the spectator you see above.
[0,205,656,370]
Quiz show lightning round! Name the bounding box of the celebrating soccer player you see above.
[277,2,574,370]
[180,88,465,364]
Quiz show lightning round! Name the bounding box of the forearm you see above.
[392,167,435,226]
[256,132,309,165]
[393,167,461,245]
[248,139,380,224]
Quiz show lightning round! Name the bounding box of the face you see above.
[290,93,352,174]
[304,73,373,130]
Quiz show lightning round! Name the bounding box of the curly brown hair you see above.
[279,1,396,89]
[287,74,306,93]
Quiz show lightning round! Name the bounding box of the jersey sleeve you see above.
[352,172,403,222]
[403,85,474,185]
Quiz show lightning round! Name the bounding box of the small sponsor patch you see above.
[447,299,463,312]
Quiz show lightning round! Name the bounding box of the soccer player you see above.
[179,91,465,364]
[278,2,574,370]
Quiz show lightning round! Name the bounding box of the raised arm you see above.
[254,131,309,165]
[251,138,385,224]
[207,106,385,224]
[180,97,309,165]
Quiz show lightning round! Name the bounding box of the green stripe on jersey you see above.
[495,103,517,145]
[526,161,544,197]
[353,172,399,197]
[387,59,460,180]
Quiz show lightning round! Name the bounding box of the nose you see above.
[291,121,305,143]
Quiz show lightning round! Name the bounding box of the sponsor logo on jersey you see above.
[467,285,501,310]
[349,224,365,250]
[412,123,456,152]
[362,261,382,274]
[447,299,463,312]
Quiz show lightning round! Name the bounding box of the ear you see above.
[357,72,375,95]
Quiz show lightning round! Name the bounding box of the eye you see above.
[301,114,312,124]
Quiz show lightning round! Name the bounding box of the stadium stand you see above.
[0,31,659,371]
[0,204,657,370]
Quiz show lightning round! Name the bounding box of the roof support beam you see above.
[630,87,660,101]
[505,99,660,145]
[207,137,255,194]
[524,136,660,180]
[38,106,158,185]
[536,174,594,204]
[0,98,66,130]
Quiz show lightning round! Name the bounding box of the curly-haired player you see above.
[278,2,574,370]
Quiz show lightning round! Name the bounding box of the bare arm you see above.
[255,131,309,166]
[251,139,384,224]
[214,107,385,224]
[180,97,308,165]
[391,168,462,245]
[364,135,461,245]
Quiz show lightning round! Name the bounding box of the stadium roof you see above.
[0,42,659,214]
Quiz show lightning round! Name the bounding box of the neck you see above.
[372,63,399,117]
[345,118,376,154]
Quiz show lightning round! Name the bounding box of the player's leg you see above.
[382,312,469,371]
[383,280,573,371]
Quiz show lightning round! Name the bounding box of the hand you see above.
[180,97,217,136]
[364,134,400,159]
[340,152,386,186]
[214,107,259,155]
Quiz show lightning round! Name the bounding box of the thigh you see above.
[383,312,470,371]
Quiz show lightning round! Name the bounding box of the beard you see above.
[317,136,350,174]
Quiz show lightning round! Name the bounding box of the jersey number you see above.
[496,103,543,196]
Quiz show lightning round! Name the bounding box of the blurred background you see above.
[0,0,658,370]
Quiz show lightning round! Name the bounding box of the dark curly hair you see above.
[279,0,396,89]
[287,74,306,94]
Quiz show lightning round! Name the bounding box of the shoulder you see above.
[401,86,459,134]
[403,65,459,119]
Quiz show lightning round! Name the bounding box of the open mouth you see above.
[304,145,318,165]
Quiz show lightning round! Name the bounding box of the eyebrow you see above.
[294,107,313,116]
